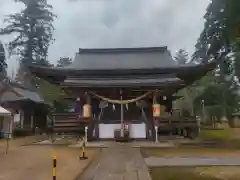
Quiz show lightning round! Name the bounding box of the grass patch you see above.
[141,147,240,158]
[150,167,223,180]
[199,129,232,141]
[198,129,240,148]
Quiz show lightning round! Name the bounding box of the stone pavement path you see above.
[145,157,240,167]
[78,143,151,180]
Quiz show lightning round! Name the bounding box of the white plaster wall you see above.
[14,113,20,123]
[1,116,13,138]
[99,124,121,139]
[99,123,147,139]
[130,123,146,139]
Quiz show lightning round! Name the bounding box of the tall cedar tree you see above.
[193,0,240,75]
[192,0,240,118]
[0,0,56,85]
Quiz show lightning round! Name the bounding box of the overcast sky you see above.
[0,0,209,74]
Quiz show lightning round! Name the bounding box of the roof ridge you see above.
[10,81,33,91]
[78,46,167,54]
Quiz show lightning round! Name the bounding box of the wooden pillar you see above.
[142,108,149,140]
[30,112,34,129]
[20,109,24,128]
[152,91,161,142]
[120,89,124,137]
[94,99,100,140]
[85,93,93,141]
[8,116,13,139]
[151,92,157,141]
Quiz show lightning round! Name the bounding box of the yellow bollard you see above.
[80,137,88,160]
[53,151,56,180]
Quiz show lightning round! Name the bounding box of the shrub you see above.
[13,128,33,137]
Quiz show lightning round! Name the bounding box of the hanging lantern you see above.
[153,104,161,117]
[83,104,91,118]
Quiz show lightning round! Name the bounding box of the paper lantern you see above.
[153,104,160,117]
[83,104,91,118]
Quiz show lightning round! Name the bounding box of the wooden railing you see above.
[157,115,197,128]
[52,113,89,133]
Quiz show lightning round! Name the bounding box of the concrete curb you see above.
[73,148,102,180]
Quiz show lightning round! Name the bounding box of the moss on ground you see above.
[141,147,240,158]
[199,129,232,141]
[150,167,229,180]
[198,129,240,148]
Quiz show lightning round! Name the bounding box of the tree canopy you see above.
[0,41,7,76]
[0,0,60,104]
[0,0,56,66]
[175,49,189,65]
[190,0,240,119]
[57,57,72,67]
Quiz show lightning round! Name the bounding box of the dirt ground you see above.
[0,135,47,148]
[0,137,99,180]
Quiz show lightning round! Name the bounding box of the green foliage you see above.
[199,129,232,142]
[37,79,62,102]
[174,49,195,114]
[193,0,240,71]
[190,0,240,120]
[150,167,222,180]
[13,128,33,137]
[0,0,69,110]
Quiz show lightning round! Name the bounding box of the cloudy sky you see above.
[0,0,209,74]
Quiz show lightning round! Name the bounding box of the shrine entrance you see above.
[91,90,153,141]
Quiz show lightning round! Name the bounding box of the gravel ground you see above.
[0,138,99,180]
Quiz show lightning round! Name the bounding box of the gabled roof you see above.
[0,106,11,116]
[27,46,218,89]
[65,46,178,70]
[0,80,45,104]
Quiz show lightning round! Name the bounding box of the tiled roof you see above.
[66,46,178,70]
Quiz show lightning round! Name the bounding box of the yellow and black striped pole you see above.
[53,151,56,180]
[80,136,88,160]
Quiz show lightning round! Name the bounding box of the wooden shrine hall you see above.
[28,46,217,141]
